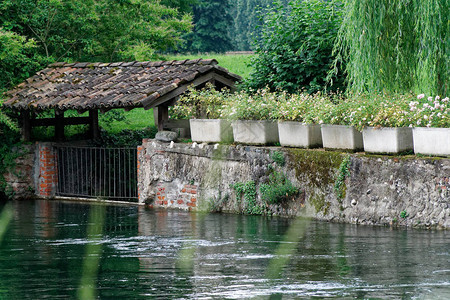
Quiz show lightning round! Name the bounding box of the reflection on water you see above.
[0,199,449,299]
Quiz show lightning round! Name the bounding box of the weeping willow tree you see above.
[333,0,448,96]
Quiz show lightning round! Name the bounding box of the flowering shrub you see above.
[276,92,334,124]
[408,94,449,128]
[171,86,449,129]
[169,84,229,119]
[316,92,449,130]
[221,88,280,121]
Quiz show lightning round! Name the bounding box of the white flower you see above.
[424,115,428,120]
[443,97,449,102]
[417,94,425,99]
[435,96,440,101]
[417,120,421,125]
[428,96,433,102]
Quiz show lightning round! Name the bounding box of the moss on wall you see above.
[285,149,345,215]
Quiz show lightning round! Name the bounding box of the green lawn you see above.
[164,53,254,79]
[102,108,155,134]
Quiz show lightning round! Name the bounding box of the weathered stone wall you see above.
[138,139,449,229]
[2,144,37,200]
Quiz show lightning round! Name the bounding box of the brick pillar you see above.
[38,144,57,198]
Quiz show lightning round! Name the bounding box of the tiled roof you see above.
[3,59,241,111]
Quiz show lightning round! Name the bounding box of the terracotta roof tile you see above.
[3,59,242,111]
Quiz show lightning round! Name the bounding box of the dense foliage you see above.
[0,0,192,92]
[245,0,344,94]
[333,0,448,95]
[230,0,289,51]
[183,0,233,53]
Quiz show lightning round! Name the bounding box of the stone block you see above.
[321,124,363,151]
[363,127,413,154]
[155,130,178,142]
[278,121,322,148]
[413,127,450,156]
[190,119,233,143]
[232,120,279,145]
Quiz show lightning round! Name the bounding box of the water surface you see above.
[0,200,449,299]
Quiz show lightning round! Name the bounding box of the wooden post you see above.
[55,110,65,141]
[89,110,100,140]
[156,105,169,132]
[21,111,31,142]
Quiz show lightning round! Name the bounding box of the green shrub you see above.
[169,84,229,119]
[260,171,298,204]
[231,181,262,215]
[245,0,344,94]
[221,88,282,121]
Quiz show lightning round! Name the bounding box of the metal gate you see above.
[55,146,138,202]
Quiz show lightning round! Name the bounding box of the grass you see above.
[164,53,254,79]
[103,108,155,134]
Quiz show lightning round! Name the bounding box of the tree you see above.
[230,0,290,51]
[245,0,344,93]
[333,0,448,95]
[0,0,193,63]
[184,0,233,53]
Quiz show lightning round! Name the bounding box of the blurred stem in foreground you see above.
[0,202,13,245]
[77,204,106,300]
[266,217,310,279]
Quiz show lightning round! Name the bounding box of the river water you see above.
[0,199,449,299]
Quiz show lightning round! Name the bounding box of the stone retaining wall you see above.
[138,139,449,229]
[1,144,36,200]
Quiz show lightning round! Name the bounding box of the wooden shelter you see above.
[2,59,241,141]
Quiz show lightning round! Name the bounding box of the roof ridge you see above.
[47,58,219,68]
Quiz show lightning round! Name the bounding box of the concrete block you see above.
[190,119,233,143]
[363,127,413,154]
[321,124,363,151]
[232,120,279,145]
[278,121,322,148]
[413,127,450,156]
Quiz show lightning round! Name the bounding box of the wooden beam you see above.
[213,73,238,92]
[55,110,65,141]
[21,111,31,142]
[89,110,100,140]
[142,73,214,109]
[156,105,169,131]
[31,116,91,126]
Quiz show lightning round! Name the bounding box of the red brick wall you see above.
[38,144,57,198]
[154,183,198,210]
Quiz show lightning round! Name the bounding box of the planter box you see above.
[363,127,413,154]
[413,127,450,156]
[278,121,322,148]
[321,124,363,151]
[232,120,279,145]
[189,119,233,143]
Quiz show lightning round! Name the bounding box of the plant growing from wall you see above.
[334,155,350,200]
[231,181,262,215]
[260,171,298,204]
[270,151,285,167]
